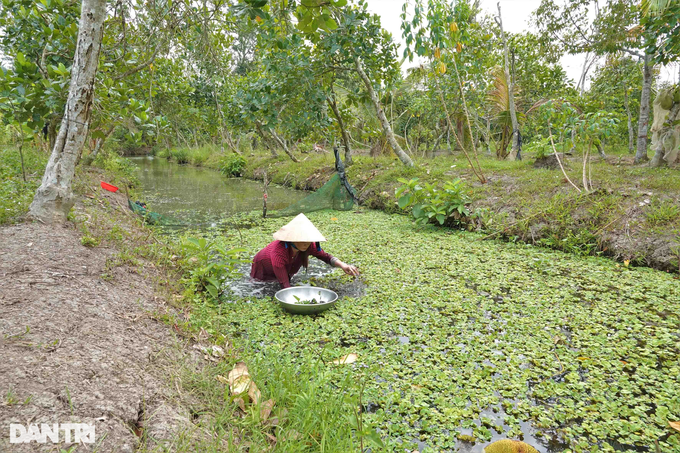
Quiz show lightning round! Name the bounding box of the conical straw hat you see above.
[273,213,326,242]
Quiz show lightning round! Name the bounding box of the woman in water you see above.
[250,213,359,288]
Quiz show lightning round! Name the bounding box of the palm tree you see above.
[641,0,679,16]
[487,66,524,159]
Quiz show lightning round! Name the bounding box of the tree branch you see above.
[112,45,162,81]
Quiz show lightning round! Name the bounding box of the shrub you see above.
[525,135,552,159]
[156,148,171,159]
[92,150,139,187]
[180,237,248,301]
[219,153,247,177]
[171,148,189,164]
[0,145,48,224]
[395,177,471,226]
[188,146,214,166]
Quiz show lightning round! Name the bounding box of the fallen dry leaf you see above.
[228,362,252,394]
[234,397,246,412]
[670,421,680,432]
[260,399,275,422]
[265,433,277,444]
[216,375,229,385]
[264,417,280,427]
[331,353,358,365]
[248,380,261,405]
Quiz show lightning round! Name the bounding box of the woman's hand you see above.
[339,261,360,277]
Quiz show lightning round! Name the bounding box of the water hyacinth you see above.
[191,209,679,452]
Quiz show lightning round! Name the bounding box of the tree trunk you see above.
[268,128,299,163]
[47,115,59,152]
[224,130,241,155]
[354,57,414,167]
[650,101,680,167]
[433,65,486,183]
[497,3,521,161]
[327,91,353,165]
[486,117,492,154]
[82,124,115,165]
[430,124,446,158]
[254,122,278,157]
[29,0,106,223]
[635,53,653,163]
[213,85,241,155]
[624,89,634,154]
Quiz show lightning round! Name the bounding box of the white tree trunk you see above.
[354,57,414,167]
[497,3,520,161]
[29,0,106,223]
[650,101,680,167]
[635,53,653,163]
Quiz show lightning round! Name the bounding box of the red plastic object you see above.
[100,181,119,193]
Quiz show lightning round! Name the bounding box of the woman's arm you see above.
[331,257,360,277]
[310,245,360,277]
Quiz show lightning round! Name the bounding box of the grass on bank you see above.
[0,145,48,224]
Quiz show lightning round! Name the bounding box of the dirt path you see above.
[0,218,193,451]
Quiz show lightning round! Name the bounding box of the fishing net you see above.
[127,199,177,226]
[269,148,358,218]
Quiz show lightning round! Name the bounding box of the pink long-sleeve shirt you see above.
[250,241,334,288]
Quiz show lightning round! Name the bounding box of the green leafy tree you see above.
[402,0,487,180]
[534,0,657,163]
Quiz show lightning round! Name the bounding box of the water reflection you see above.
[129,157,306,226]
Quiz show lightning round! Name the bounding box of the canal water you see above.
[129,156,306,226]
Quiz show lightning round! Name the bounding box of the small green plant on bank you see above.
[156,148,171,159]
[525,135,552,159]
[170,148,189,164]
[537,229,600,256]
[0,145,48,224]
[5,386,19,405]
[80,235,100,248]
[396,177,471,225]
[181,236,248,301]
[646,199,680,227]
[219,153,247,177]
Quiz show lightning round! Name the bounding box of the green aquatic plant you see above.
[178,210,680,452]
[292,295,323,305]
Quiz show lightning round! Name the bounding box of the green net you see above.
[270,174,355,217]
[269,148,358,218]
[128,199,175,226]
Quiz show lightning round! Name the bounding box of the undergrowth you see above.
[0,145,48,224]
